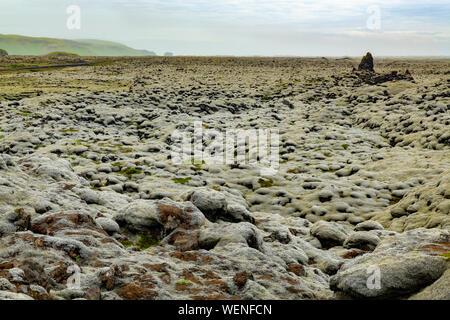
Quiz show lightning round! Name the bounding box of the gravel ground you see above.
[0,56,448,300]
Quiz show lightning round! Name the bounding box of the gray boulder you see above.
[114,198,205,239]
[344,231,381,251]
[330,228,450,299]
[95,217,120,234]
[198,222,264,252]
[310,220,350,248]
[355,221,384,232]
[183,187,254,223]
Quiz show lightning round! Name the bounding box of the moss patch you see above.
[136,233,160,250]
[120,234,160,250]
[172,177,192,185]
[258,178,278,188]
[119,167,142,179]
[176,280,192,286]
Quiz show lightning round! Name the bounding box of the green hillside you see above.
[0,34,156,56]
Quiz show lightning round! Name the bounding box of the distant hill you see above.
[0,34,156,56]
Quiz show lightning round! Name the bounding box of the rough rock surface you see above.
[358,52,374,72]
[0,56,449,300]
[330,229,449,299]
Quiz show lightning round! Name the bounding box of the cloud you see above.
[0,0,448,55]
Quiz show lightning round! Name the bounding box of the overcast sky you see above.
[1,0,449,56]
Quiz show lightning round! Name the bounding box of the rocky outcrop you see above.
[358,52,374,72]
[355,69,414,85]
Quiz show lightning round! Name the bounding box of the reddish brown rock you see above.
[286,264,306,277]
[233,271,252,289]
[115,283,158,300]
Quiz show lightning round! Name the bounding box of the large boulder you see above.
[310,220,351,248]
[114,198,205,239]
[330,228,450,299]
[198,222,264,251]
[183,187,254,223]
[343,231,381,251]
[0,49,8,57]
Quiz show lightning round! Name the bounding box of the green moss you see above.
[45,51,79,57]
[120,235,160,250]
[9,64,27,68]
[119,167,142,179]
[440,251,450,261]
[135,233,160,250]
[177,280,192,286]
[120,239,135,248]
[59,129,79,133]
[172,177,192,185]
[342,144,349,150]
[0,135,4,140]
[191,159,206,172]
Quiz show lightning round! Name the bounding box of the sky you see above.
[0,0,449,56]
